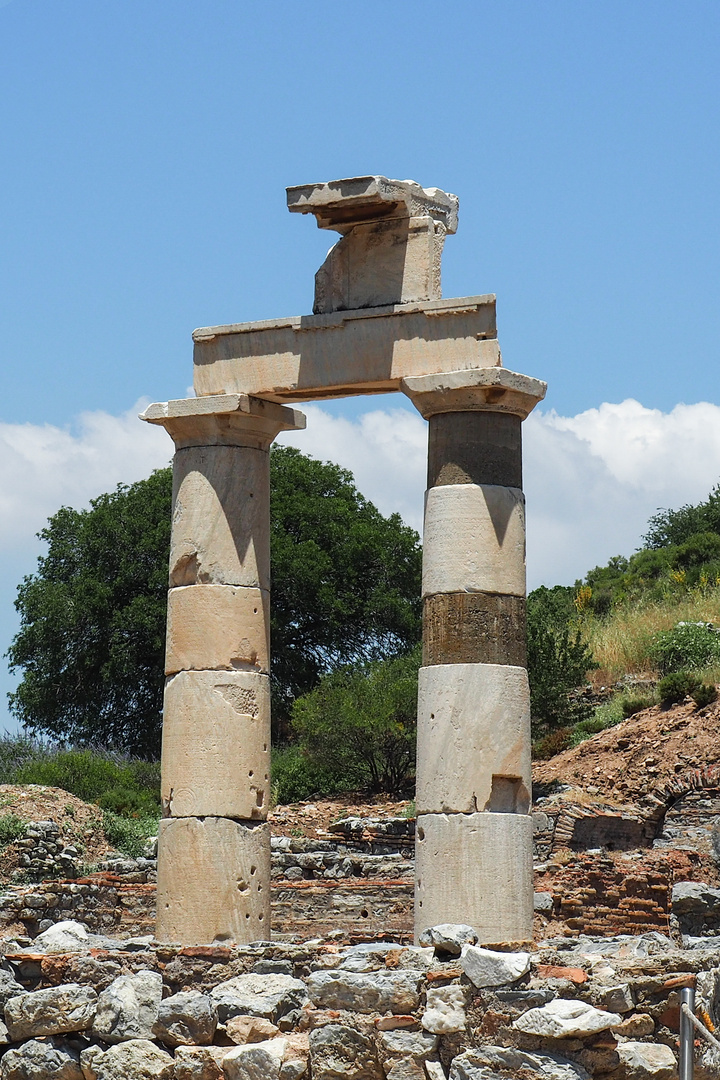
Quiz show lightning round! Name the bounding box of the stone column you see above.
[401,368,546,945]
[141,394,305,945]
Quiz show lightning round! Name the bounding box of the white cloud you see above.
[0,400,171,552]
[1,395,719,593]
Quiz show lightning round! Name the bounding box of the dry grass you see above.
[584,586,720,683]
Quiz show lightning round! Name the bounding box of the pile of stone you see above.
[0,920,716,1078]
[271,835,413,882]
[12,821,83,882]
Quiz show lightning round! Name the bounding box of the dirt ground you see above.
[268,795,413,839]
[532,697,720,805]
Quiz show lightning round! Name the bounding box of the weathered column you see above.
[141,394,305,945]
[402,368,545,944]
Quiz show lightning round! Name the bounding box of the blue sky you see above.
[1,0,720,732]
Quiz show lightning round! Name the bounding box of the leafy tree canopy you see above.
[7,448,422,756]
[290,646,421,795]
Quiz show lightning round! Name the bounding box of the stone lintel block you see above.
[156,817,270,946]
[423,592,526,667]
[428,412,522,489]
[415,664,531,815]
[170,444,270,589]
[422,484,526,598]
[161,670,270,820]
[140,393,306,450]
[165,585,269,675]
[191,296,498,401]
[286,176,458,234]
[415,812,533,943]
[402,367,546,420]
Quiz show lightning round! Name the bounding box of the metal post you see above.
[680,985,696,1080]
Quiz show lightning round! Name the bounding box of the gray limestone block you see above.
[672,881,720,914]
[5,983,97,1039]
[512,999,622,1039]
[152,989,218,1046]
[418,924,479,956]
[0,1037,84,1080]
[305,969,422,1014]
[210,973,308,1023]
[449,1047,589,1080]
[533,892,554,913]
[93,1039,174,1080]
[0,968,24,1011]
[91,969,163,1043]
[308,1023,382,1080]
[378,1028,438,1065]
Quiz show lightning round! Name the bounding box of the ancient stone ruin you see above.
[141,176,546,948]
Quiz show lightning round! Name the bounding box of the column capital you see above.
[401,367,546,421]
[140,393,306,450]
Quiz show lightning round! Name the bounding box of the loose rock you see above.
[210,974,308,1023]
[422,985,466,1035]
[617,1041,677,1080]
[0,1037,83,1080]
[418,924,478,956]
[92,970,163,1043]
[460,946,531,988]
[513,998,623,1039]
[306,970,422,1014]
[309,1023,382,1080]
[152,989,218,1046]
[5,983,97,1039]
[93,1039,174,1080]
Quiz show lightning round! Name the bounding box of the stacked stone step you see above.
[402,368,545,945]
[143,394,305,945]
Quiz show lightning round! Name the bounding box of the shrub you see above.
[658,671,699,705]
[532,727,574,760]
[691,683,718,709]
[271,746,351,804]
[102,812,158,858]
[0,814,26,847]
[12,749,160,817]
[650,622,720,674]
[291,648,420,795]
[526,588,598,736]
[621,695,654,718]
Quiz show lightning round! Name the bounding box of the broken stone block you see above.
[460,946,531,988]
[449,1046,589,1080]
[209,973,308,1024]
[173,1045,229,1080]
[1,1038,83,1080]
[287,176,459,314]
[617,1041,677,1080]
[92,969,162,1043]
[93,1038,174,1080]
[417,923,478,956]
[421,985,467,1034]
[5,983,97,1039]
[152,989,218,1046]
[222,1037,287,1080]
[225,1015,282,1044]
[512,998,623,1039]
[308,1023,381,1080]
[305,969,422,1014]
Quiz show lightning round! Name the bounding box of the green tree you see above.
[290,647,421,794]
[644,483,720,548]
[7,450,422,755]
[269,447,421,727]
[526,586,597,736]
[7,469,171,755]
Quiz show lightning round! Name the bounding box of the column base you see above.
[414,812,533,944]
[156,817,270,946]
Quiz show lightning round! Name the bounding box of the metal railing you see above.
[680,985,720,1080]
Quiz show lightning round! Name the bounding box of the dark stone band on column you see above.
[428,412,522,489]
[423,592,527,667]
